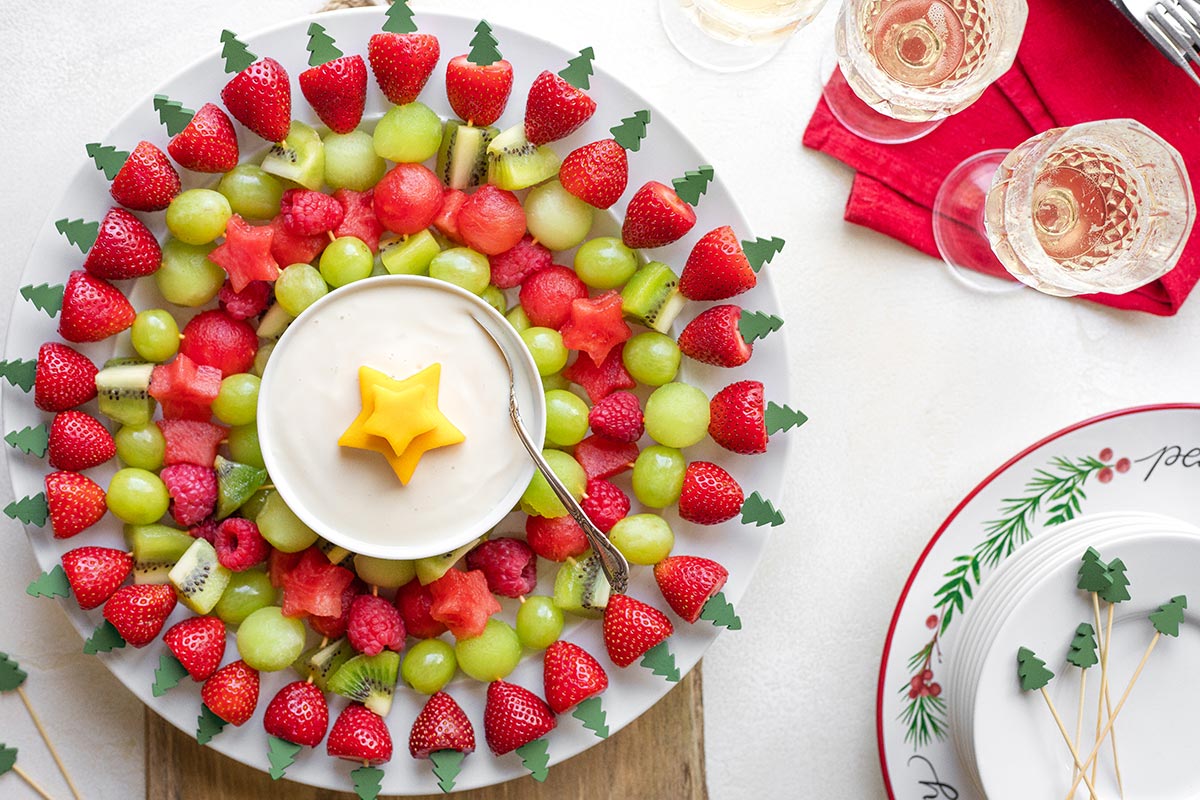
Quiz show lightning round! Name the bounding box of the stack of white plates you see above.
[948,511,1200,798]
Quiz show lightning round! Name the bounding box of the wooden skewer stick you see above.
[1101,602,1125,798]
[1091,594,1107,788]
[1040,687,1101,800]
[15,687,80,800]
[1072,668,1087,794]
[11,763,57,800]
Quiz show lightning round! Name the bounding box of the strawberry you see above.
[168,103,239,173]
[84,208,162,280]
[559,139,627,210]
[543,641,608,714]
[602,594,673,668]
[110,141,181,211]
[103,584,177,647]
[300,54,367,135]
[678,461,744,525]
[621,181,696,250]
[679,226,757,301]
[44,470,106,538]
[58,270,135,343]
[653,556,729,624]
[60,546,132,610]
[483,680,556,756]
[445,54,513,126]
[163,616,227,682]
[409,691,475,759]
[202,660,260,726]
[48,411,115,471]
[708,380,767,454]
[368,32,440,105]
[34,343,97,412]
[677,305,752,368]
[524,70,596,146]
[327,704,392,764]
[221,57,291,143]
[264,680,329,748]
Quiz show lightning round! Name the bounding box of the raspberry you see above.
[465,538,538,598]
[160,464,217,527]
[280,188,345,236]
[310,579,365,640]
[519,265,588,329]
[219,280,271,321]
[489,235,552,289]
[189,518,218,544]
[214,518,270,571]
[347,594,406,655]
[580,479,630,533]
[588,391,644,443]
[524,515,588,562]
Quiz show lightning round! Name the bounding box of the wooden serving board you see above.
[145,668,706,799]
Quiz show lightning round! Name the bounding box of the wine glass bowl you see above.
[660,0,829,72]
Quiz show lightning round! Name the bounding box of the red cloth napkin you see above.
[804,0,1200,314]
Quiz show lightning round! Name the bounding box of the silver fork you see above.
[1145,0,1200,87]
[470,315,630,595]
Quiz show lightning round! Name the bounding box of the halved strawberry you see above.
[61,546,133,610]
[48,410,116,471]
[45,470,106,538]
[163,616,227,681]
[678,461,744,525]
[602,594,673,668]
[221,57,291,143]
[300,55,367,135]
[168,103,239,173]
[368,32,440,105]
[679,226,756,301]
[110,141,181,211]
[202,660,260,725]
[264,680,329,748]
[653,556,729,623]
[621,181,696,250]
[409,691,475,759]
[209,215,280,293]
[84,208,162,280]
[708,380,767,454]
[445,54,513,126]
[103,584,177,647]
[543,641,608,714]
[677,305,752,368]
[34,343,97,412]
[483,680,556,756]
[58,270,135,343]
[327,704,392,764]
[559,139,627,210]
[524,70,596,146]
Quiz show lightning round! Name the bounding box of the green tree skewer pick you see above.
[1,654,81,799]
[610,110,650,152]
[0,743,57,800]
[516,739,551,782]
[466,20,502,66]
[558,47,595,90]
[671,166,714,207]
[5,424,48,457]
[153,94,195,137]
[742,236,785,272]
[351,764,385,799]
[306,23,343,67]
[741,491,784,527]
[219,29,256,74]
[1016,647,1099,800]
[20,284,64,318]
[54,218,99,253]
[0,359,37,393]
[381,0,418,34]
[1066,623,1098,790]
[1094,556,1131,795]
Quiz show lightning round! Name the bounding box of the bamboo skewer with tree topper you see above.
[1017,647,1099,800]
[0,654,80,800]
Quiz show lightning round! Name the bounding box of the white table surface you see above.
[2,1,1197,798]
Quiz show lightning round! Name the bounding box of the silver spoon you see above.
[470,315,630,595]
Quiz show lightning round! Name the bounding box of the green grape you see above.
[632,445,685,508]
[275,263,329,317]
[323,130,386,191]
[165,189,231,245]
[521,448,586,517]
[212,373,261,426]
[402,638,457,694]
[214,569,276,626]
[429,247,490,295]
[107,468,169,524]
[227,424,265,469]
[353,555,416,589]
[252,341,275,377]
[520,327,568,376]
[238,488,273,521]
[480,285,507,315]
[645,383,710,448]
[574,237,638,289]
[506,305,532,332]
[130,310,180,363]
[544,389,589,447]
[623,332,681,386]
[610,514,675,565]
[114,423,165,470]
[217,164,283,220]
[516,595,564,650]
[455,618,522,682]
[542,373,570,392]
[256,492,318,552]
[525,180,594,251]
[156,239,225,307]
[237,606,307,671]
[320,237,374,288]
[380,230,441,276]
[373,102,443,163]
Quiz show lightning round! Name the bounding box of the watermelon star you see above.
[428,568,501,639]
[561,291,632,366]
[209,215,280,292]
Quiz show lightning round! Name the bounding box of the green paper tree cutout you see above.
[4,493,48,527]
[152,654,189,697]
[382,0,418,34]
[55,218,99,253]
[0,744,15,776]
[306,23,343,67]
[429,749,465,792]
[0,655,28,691]
[220,30,257,74]
[467,21,502,66]
[699,591,741,630]
[21,283,64,318]
[6,424,48,457]
[1016,646,1054,691]
[741,491,784,527]
[26,566,69,599]
[572,695,609,738]
[765,402,807,435]
[0,359,37,392]
[1077,548,1112,594]
[672,165,714,207]
[83,620,126,655]
[267,735,302,780]
[742,236,785,273]
[153,94,195,137]
[559,47,595,90]
[1066,623,1099,669]
[1100,558,1131,604]
[197,704,228,745]
[351,764,385,800]
[86,143,129,181]
[610,110,651,152]
[640,641,680,682]
[516,739,550,782]
[739,311,783,343]
[1150,595,1187,637]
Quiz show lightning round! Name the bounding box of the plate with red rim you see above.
[2,6,795,794]
[877,404,1200,800]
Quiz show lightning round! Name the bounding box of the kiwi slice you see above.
[261,120,325,191]
[621,261,686,334]
[379,230,441,276]
[437,121,498,190]
[415,536,485,585]
[125,523,195,584]
[552,552,612,619]
[316,539,354,568]
[168,538,232,615]
[327,652,401,717]
[213,456,268,520]
[293,637,355,691]
[486,124,561,191]
[95,362,156,427]
[256,303,294,340]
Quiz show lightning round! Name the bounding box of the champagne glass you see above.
[660,0,830,72]
[934,119,1196,296]
[822,0,1028,143]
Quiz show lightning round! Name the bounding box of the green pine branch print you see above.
[898,691,948,749]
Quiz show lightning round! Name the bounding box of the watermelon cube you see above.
[574,434,639,481]
[150,353,222,417]
[157,419,229,467]
[281,547,355,618]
